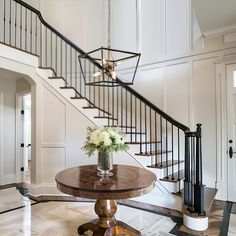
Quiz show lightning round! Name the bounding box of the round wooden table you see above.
[55,164,157,236]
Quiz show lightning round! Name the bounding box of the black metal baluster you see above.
[84,58,86,97]
[30,11,32,52]
[25,7,27,50]
[130,93,133,142]
[145,105,147,153]
[20,4,22,48]
[88,62,91,101]
[60,39,62,77]
[40,21,42,65]
[9,0,12,45]
[55,35,57,73]
[3,0,6,43]
[70,46,72,87]
[65,43,67,85]
[184,133,191,206]
[108,83,110,126]
[45,27,47,66]
[116,86,119,126]
[112,84,115,126]
[178,128,180,192]
[149,107,152,155]
[50,31,52,68]
[75,51,77,94]
[155,112,157,165]
[171,124,174,180]
[160,116,163,167]
[121,87,123,127]
[166,120,168,178]
[14,1,17,47]
[35,15,37,54]
[125,89,128,133]
[140,100,142,153]
[135,97,137,142]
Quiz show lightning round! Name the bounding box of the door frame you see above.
[0,91,3,185]
[215,60,236,201]
[16,90,31,183]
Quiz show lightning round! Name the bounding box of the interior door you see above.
[227,64,236,202]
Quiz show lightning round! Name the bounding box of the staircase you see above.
[0,0,216,230]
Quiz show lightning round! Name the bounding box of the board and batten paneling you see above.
[165,0,189,57]
[192,57,217,188]
[42,86,66,145]
[41,147,66,183]
[141,0,162,64]
[110,0,137,52]
[165,62,189,126]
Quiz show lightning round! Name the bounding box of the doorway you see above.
[227,64,236,202]
[16,93,31,184]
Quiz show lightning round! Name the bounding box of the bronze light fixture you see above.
[78,0,141,87]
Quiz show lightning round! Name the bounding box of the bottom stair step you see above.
[160,170,185,183]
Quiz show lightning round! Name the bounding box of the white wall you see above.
[0,76,16,184]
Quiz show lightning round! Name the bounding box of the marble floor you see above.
[0,188,176,236]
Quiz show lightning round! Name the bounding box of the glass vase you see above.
[97,151,113,177]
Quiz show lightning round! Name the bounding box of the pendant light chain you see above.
[107,0,111,49]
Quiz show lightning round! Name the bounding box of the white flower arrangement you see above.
[82,126,128,157]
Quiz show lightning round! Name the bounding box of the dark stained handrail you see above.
[12,0,190,133]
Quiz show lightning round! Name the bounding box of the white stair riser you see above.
[147,162,184,178]
[159,179,184,193]
[37,68,54,78]
[70,99,89,109]
[59,88,75,99]
[48,79,65,89]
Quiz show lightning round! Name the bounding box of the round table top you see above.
[55,165,157,199]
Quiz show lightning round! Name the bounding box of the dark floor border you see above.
[220,201,233,236]
[0,183,16,190]
[0,202,39,215]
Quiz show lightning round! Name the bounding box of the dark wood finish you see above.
[125,141,161,145]
[135,150,171,156]
[55,165,156,199]
[147,160,184,169]
[94,116,117,121]
[83,106,111,116]
[160,170,185,183]
[56,165,156,235]
[38,66,57,76]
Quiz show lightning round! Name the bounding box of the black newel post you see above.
[184,132,192,206]
[194,123,205,215]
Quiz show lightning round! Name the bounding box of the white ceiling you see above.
[192,0,236,33]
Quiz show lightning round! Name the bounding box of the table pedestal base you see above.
[77,199,141,236]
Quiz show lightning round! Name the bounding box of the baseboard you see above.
[29,183,61,197]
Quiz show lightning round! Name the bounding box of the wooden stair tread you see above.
[160,170,185,183]
[48,76,64,80]
[125,132,146,135]
[105,125,136,129]
[94,116,117,120]
[82,106,111,116]
[125,141,161,144]
[60,86,75,89]
[71,96,86,99]
[147,160,184,169]
[135,150,172,156]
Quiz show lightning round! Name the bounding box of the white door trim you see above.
[15,90,31,183]
[0,91,4,185]
[215,59,236,200]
